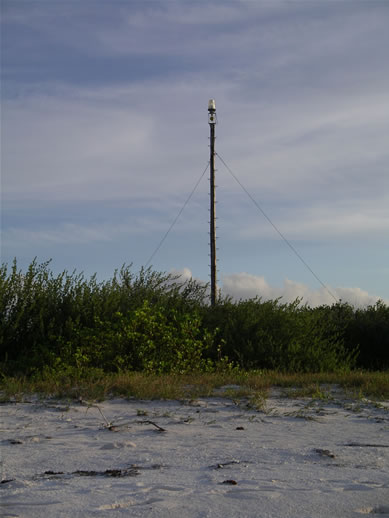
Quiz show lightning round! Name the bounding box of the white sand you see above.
[1,390,388,517]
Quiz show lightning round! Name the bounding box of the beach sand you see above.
[1,390,388,517]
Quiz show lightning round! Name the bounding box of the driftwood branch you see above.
[138,420,166,432]
[85,404,112,429]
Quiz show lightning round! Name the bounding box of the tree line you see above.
[1,259,388,378]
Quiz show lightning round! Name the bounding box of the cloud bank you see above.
[172,269,385,308]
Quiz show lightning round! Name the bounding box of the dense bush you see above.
[313,301,389,370]
[202,298,356,372]
[345,301,389,370]
[0,259,388,377]
[53,301,215,375]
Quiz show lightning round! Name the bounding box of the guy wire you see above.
[216,152,338,303]
[145,161,210,268]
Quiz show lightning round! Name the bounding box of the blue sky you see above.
[1,0,389,306]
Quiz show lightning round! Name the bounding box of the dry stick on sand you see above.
[85,403,113,429]
[138,420,166,432]
[85,403,133,431]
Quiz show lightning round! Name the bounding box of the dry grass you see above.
[1,370,388,402]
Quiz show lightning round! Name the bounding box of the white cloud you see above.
[221,272,385,308]
[169,267,194,283]
[167,269,385,308]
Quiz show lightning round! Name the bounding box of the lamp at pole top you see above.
[208,99,216,111]
[208,99,216,123]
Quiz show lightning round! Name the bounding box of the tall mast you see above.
[208,99,217,306]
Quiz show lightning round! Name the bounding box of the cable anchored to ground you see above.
[145,162,210,268]
[216,152,338,303]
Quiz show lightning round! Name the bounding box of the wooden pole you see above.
[209,101,217,306]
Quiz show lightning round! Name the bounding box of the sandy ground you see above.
[1,388,388,518]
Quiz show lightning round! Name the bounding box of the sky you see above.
[1,0,389,307]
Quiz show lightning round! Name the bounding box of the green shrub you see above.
[0,259,386,376]
[203,298,357,372]
[56,301,216,374]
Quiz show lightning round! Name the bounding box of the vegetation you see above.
[1,259,388,384]
[1,371,388,402]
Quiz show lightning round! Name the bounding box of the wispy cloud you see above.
[2,213,190,248]
[230,198,389,242]
[4,223,116,247]
[2,0,388,301]
[3,79,388,228]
